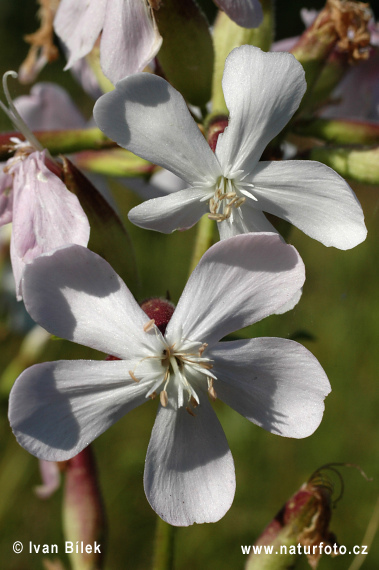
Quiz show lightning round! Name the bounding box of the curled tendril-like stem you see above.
[309,462,373,507]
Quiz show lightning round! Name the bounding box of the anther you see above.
[143,319,156,332]
[160,390,168,407]
[186,406,196,417]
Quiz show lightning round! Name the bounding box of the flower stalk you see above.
[0,127,116,161]
[294,117,379,145]
[152,518,175,570]
[309,145,379,185]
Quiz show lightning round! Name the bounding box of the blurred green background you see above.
[0,1,378,569]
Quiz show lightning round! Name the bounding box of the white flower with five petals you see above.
[94,45,367,249]
[9,234,330,526]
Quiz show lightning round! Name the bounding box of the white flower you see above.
[54,0,162,85]
[9,234,331,526]
[94,45,367,249]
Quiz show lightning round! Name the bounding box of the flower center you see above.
[201,175,258,223]
[129,326,217,416]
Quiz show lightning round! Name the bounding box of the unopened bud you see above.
[140,297,175,334]
[206,114,229,152]
[246,468,338,569]
[63,447,106,570]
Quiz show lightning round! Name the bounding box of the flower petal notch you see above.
[10,234,330,525]
[94,45,367,249]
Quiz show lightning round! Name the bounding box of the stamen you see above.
[143,318,156,332]
[129,370,139,383]
[149,391,157,400]
[198,343,208,356]
[186,406,195,417]
[160,390,168,407]
[208,378,217,401]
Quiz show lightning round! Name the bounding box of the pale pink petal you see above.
[216,46,306,175]
[144,394,235,526]
[166,233,304,347]
[0,168,13,226]
[251,160,367,249]
[128,187,209,232]
[15,83,86,130]
[54,0,107,69]
[9,360,150,461]
[101,0,162,84]
[34,460,61,499]
[210,338,331,438]
[94,73,221,185]
[214,0,263,28]
[10,151,90,296]
[21,244,163,358]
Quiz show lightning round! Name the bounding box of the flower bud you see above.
[140,297,175,334]
[154,0,214,107]
[246,468,338,569]
[63,447,106,570]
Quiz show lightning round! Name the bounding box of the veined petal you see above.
[94,73,221,185]
[101,0,162,84]
[21,244,162,358]
[144,394,235,526]
[251,160,367,249]
[216,46,306,175]
[166,233,304,347]
[9,360,150,461]
[214,0,263,28]
[128,187,209,233]
[10,151,90,297]
[217,204,277,240]
[15,83,86,130]
[54,0,107,69]
[210,338,331,438]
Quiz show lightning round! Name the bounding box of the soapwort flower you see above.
[9,234,331,526]
[94,45,367,249]
[0,72,90,299]
[54,0,163,85]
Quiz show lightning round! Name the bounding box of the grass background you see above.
[0,1,378,569]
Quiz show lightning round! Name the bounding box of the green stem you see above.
[0,127,116,160]
[152,518,175,570]
[309,145,379,185]
[188,214,215,275]
[294,118,379,146]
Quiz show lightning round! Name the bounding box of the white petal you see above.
[214,0,263,28]
[144,395,235,526]
[9,360,149,460]
[100,0,162,84]
[94,73,221,185]
[166,233,305,347]
[22,244,162,358]
[210,338,331,438]
[54,0,107,68]
[252,160,367,249]
[128,187,209,233]
[217,203,277,240]
[216,46,306,175]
